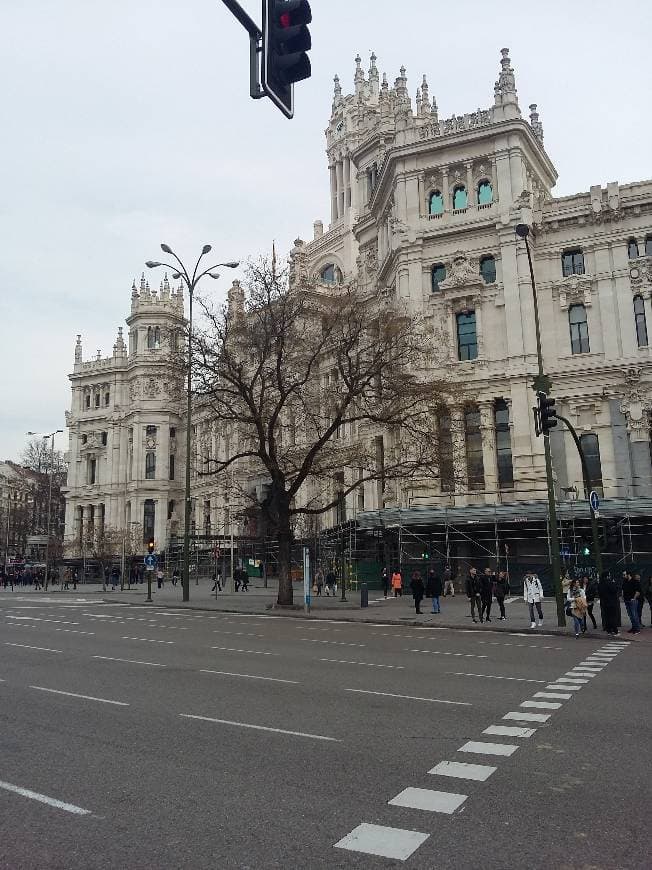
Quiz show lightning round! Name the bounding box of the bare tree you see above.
[90,527,122,592]
[192,259,452,606]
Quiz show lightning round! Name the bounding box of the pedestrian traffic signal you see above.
[262,0,312,118]
[147,539,155,555]
[534,391,557,436]
[581,544,590,557]
[421,552,430,560]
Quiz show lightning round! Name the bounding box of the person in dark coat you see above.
[494,570,510,620]
[410,569,425,615]
[583,574,599,630]
[598,571,620,636]
[465,568,482,623]
[480,568,495,622]
[425,568,442,614]
[381,568,390,599]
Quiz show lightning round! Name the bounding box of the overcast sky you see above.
[1,0,650,461]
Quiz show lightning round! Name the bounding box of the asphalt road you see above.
[0,594,648,869]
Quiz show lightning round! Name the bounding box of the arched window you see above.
[456,312,478,360]
[494,399,513,489]
[143,499,155,542]
[477,180,493,205]
[147,327,155,349]
[479,255,496,284]
[580,433,603,497]
[452,185,468,210]
[145,452,156,479]
[628,239,639,260]
[431,263,447,291]
[429,190,444,215]
[569,304,590,354]
[634,295,648,347]
[465,407,485,490]
[321,264,342,284]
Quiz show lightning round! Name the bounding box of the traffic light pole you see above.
[219,0,265,99]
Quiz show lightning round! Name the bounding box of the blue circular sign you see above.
[144,554,158,569]
[589,490,600,512]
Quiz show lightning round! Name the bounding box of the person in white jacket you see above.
[523,572,544,628]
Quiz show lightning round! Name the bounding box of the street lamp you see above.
[146,244,238,602]
[27,429,64,591]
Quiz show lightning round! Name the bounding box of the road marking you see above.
[55,629,95,635]
[388,787,467,814]
[520,700,562,710]
[568,671,596,678]
[503,711,550,723]
[406,649,488,658]
[210,647,278,656]
[93,656,167,667]
[212,630,265,638]
[300,638,366,647]
[547,684,581,691]
[179,713,339,742]
[0,779,92,816]
[483,725,535,738]
[29,686,129,706]
[334,823,429,860]
[200,670,298,684]
[344,689,471,706]
[479,641,563,651]
[428,761,496,781]
[458,741,518,757]
[319,658,404,669]
[447,672,546,683]
[562,675,590,682]
[534,691,572,700]
[6,616,80,625]
[120,637,175,644]
[4,643,62,653]
[589,654,616,659]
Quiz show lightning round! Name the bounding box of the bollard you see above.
[360,582,369,608]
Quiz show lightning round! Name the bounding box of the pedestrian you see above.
[315,569,324,597]
[391,567,402,598]
[566,577,587,638]
[494,570,509,620]
[410,569,424,615]
[635,573,648,628]
[643,573,652,628]
[443,565,455,597]
[465,567,482,623]
[324,568,336,596]
[241,569,249,592]
[622,571,641,634]
[598,571,620,635]
[156,568,164,590]
[425,567,442,614]
[480,567,494,622]
[111,566,119,591]
[523,571,544,628]
[211,570,222,593]
[381,567,389,599]
[583,574,599,630]
[172,568,180,587]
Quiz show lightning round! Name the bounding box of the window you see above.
[147,326,160,349]
[479,255,496,284]
[438,413,454,492]
[334,472,346,524]
[88,457,96,485]
[452,185,468,210]
[477,180,493,205]
[569,304,590,354]
[145,452,156,479]
[429,190,444,215]
[456,312,478,361]
[580,434,603,497]
[204,500,211,535]
[132,330,138,354]
[561,249,585,277]
[85,395,90,409]
[146,425,157,437]
[169,454,175,481]
[104,392,110,406]
[494,399,514,489]
[81,434,87,445]
[634,295,648,347]
[431,263,447,291]
[169,427,176,438]
[100,431,107,446]
[167,499,175,521]
[143,499,155,542]
[646,236,652,257]
[94,393,100,408]
[465,408,485,490]
[321,264,342,284]
[628,239,639,259]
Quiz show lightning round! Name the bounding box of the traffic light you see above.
[421,552,430,560]
[581,544,590,557]
[534,391,557,436]
[147,539,155,555]
[262,0,312,118]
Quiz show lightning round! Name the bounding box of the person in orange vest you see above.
[391,568,403,598]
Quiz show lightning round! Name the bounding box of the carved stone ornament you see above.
[129,378,141,401]
[553,274,594,311]
[439,252,482,290]
[619,366,651,432]
[629,257,652,289]
[145,377,161,399]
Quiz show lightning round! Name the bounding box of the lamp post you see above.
[27,429,64,592]
[514,225,565,627]
[146,244,238,602]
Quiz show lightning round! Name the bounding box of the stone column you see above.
[441,169,449,212]
[336,161,344,218]
[329,164,337,223]
[344,156,351,209]
[451,406,468,505]
[479,402,499,497]
[629,425,652,497]
[465,162,474,207]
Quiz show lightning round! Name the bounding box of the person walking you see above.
[324,568,336,597]
[156,568,164,590]
[465,567,482,623]
[241,570,249,592]
[172,568,180,587]
[622,571,641,634]
[494,570,509,620]
[211,569,222,593]
[111,566,120,591]
[598,571,620,636]
[381,567,390,599]
[643,573,652,628]
[410,569,425,615]
[634,573,647,628]
[566,577,587,638]
[583,574,599,630]
[391,568,403,598]
[480,567,494,623]
[443,565,455,597]
[523,571,544,628]
[425,567,442,614]
[315,569,324,597]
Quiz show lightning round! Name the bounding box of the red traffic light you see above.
[147,539,155,554]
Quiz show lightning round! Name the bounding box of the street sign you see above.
[144,554,158,570]
[589,490,600,513]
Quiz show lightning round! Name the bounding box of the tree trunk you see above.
[276,510,293,606]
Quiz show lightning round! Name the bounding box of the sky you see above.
[1,0,650,461]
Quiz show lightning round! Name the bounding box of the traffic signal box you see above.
[534,391,558,436]
[147,539,155,555]
[262,0,312,118]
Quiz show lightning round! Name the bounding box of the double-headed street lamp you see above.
[146,244,238,603]
[27,429,64,591]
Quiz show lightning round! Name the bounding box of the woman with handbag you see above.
[566,578,587,637]
[523,572,544,628]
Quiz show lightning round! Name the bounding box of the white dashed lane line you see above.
[447,672,546,683]
[458,741,519,757]
[29,686,130,706]
[0,779,92,816]
[120,637,175,645]
[388,787,467,815]
[200,669,299,684]
[4,643,63,654]
[344,689,471,706]
[406,649,488,659]
[210,647,278,656]
[428,761,496,782]
[93,656,167,667]
[319,658,404,669]
[179,713,340,742]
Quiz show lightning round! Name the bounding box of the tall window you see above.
[204,500,211,535]
[88,457,96,485]
[85,394,91,409]
[169,454,175,480]
[334,472,346,524]
[145,452,156,479]
[147,326,160,349]
[167,499,175,520]
[634,295,648,347]
[646,236,652,256]
[143,499,155,542]
[101,431,107,446]
[321,264,342,284]
[627,239,639,259]
[561,249,585,277]
[477,180,493,205]
[456,312,478,361]
[494,399,514,489]
[464,408,485,490]
[169,427,176,438]
[479,255,496,284]
[94,393,100,408]
[431,263,447,291]
[146,425,157,437]
[438,413,454,492]
[452,185,468,210]
[580,434,603,497]
[569,304,590,354]
[104,391,110,406]
[429,190,444,215]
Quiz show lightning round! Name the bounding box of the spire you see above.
[529,103,544,144]
[131,278,138,299]
[494,47,518,106]
[368,52,379,99]
[140,272,146,291]
[415,87,422,115]
[354,53,365,96]
[395,65,408,103]
[114,326,126,355]
[420,74,431,114]
[74,334,82,363]
[332,74,343,110]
